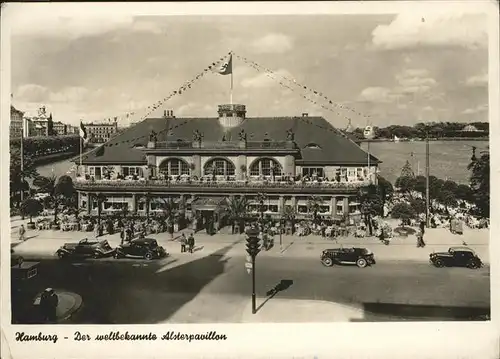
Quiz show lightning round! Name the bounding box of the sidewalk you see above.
[33,290,83,323]
[11,223,490,264]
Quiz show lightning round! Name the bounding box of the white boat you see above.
[393,135,400,143]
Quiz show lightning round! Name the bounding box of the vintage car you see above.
[429,246,483,269]
[320,247,376,268]
[11,248,24,267]
[56,238,115,259]
[114,237,168,260]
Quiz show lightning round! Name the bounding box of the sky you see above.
[7,4,490,129]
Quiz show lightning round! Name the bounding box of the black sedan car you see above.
[114,238,168,260]
[321,247,375,268]
[56,238,115,259]
[429,246,483,269]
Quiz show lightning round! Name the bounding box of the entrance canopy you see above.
[191,197,227,212]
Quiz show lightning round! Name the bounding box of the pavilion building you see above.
[74,104,380,232]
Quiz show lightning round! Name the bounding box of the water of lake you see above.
[35,140,489,185]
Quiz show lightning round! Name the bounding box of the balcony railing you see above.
[150,140,297,150]
[74,177,371,193]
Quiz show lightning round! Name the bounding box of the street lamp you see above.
[245,227,261,314]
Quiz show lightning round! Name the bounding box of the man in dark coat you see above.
[188,233,195,253]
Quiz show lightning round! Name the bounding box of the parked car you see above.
[320,247,375,268]
[11,248,24,267]
[114,237,168,260]
[56,238,115,259]
[429,246,483,269]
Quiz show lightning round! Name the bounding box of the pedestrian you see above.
[18,224,26,241]
[188,233,195,253]
[94,224,100,238]
[120,227,125,245]
[416,230,426,248]
[180,233,187,253]
[419,220,425,235]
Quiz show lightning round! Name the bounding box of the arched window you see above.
[249,158,283,177]
[204,158,235,176]
[159,158,190,176]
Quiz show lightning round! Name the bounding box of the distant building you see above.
[52,121,68,135]
[84,119,119,143]
[10,106,24,138]
[28,106,54,137]
[66,125,79,135]
[461,124,481,132]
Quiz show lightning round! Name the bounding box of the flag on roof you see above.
[214,54,232,75]
[79,121,87,140]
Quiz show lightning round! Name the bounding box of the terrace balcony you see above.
[74,176,372,195]
[144,140,298,153]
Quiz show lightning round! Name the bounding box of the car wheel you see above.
[114,252,122,259]
[433,259,444,268]
[356,258,367,268]
[467,260,479,269]
[144,252,153,260]
[57,251,66,259]
[321,257,334,267]
[93,253,100,259]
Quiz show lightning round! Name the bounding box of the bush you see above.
[20,198,43,223]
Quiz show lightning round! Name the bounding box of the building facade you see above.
[28,106,54,137]
[52,121,68,135]
[10,106,24,138]
[84,119,119,143]
[74,104,380,231]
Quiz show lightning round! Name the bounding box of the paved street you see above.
[10,218,490,323]
[12,252,490,324]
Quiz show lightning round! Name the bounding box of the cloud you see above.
[462,104,488,115]
[241,69,294,89]
[10,9,161,38]
[393,68,437,95]
[465,73,488,87]
[371,12,487,49]
[358,87,395,103]
[251,33,293,54]
[16,84,90,104]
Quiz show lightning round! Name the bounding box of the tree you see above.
[139,192,154,220]
[442,180,459,194]
[10,148,38,207]
[160,197,178,225]
[377,175,393,206]
[256,193,268,222]
[395,175,417,199]
[307,195,324,225]
[468,151,489,217]
[391,202,416,225]
[409,198,426,215]
[226,196,248,234]
[437,190,457,212]
[357,185,383,235]
[33,175,62,224]
[282,205,297,234]
[95,193,107,225]
[20,198,43,224]
[455,184,473,202]
[400,160,415,178]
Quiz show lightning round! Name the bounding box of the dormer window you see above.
[133,143,145,149]
[304,143,321,149]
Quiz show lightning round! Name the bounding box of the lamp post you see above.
[245,227,261,314]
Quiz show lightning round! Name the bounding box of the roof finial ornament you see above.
[193,129,204,142]
[238,129,247,142]
[149,129,157,142]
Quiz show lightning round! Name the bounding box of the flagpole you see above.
[230,52,233,105]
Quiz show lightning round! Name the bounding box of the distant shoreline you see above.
[359,137,489,143]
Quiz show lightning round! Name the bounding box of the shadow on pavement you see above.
[106,239,243,323]
[257,279,294,313]
[351,302,490,322]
